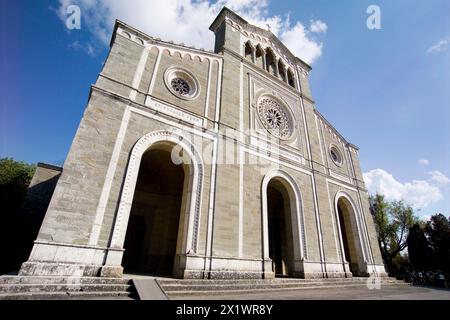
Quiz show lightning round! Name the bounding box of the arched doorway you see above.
[336,196,365,276]
[262,170,306,278]
[122,143,187,276]
[262,170,309,278]
[266,179,295,276]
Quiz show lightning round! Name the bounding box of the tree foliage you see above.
[369,193,417,275]
[0,158,36,274]
[406,214,450,287]
[426,214,450,275]
[0,157,35,214]
[407,223,434,271]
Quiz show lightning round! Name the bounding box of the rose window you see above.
[170,78,190,96]
[164,67,200,100]
[257,97,293,139]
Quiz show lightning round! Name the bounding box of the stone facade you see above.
[20,8,387,279]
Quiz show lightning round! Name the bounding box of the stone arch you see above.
[174,51,183,59]
[244,41,254,62]
[287,68,296,89]
[110,130,204,258]
[261,169,307,274]
[136,37,145,46]
[278,59,287,82]
[122,31,131,39]
[334,191,368,276]
[265,48,277,76]
[255,44,264,69]
[183,52,194,60]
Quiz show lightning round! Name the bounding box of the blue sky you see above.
[1,0,449,218]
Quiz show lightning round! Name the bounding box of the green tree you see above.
[426,214,450,278]
[0,158,36,274]
[0,157,35,214]
[407,223,434,271]
[369,194,417,275]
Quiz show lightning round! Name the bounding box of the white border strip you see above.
[238,62,244,257]
[89,105,131,245]
[129,46,150,100]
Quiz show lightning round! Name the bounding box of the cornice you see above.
[113,20,222,59]
[314,109,359,152]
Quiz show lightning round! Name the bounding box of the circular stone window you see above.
[164,67,200,100]
[257,96,293,140]
[329,145,343,166]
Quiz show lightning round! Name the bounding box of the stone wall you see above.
[21,163,62,226]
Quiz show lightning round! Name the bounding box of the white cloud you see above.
[363,169,443,209]
[418,159,429,166]
[428,171,450,186]
[68,41,96,56]
[279,22,323,64]
[427,38,449,54]
[56,0,325,64]
[310,19,327,33]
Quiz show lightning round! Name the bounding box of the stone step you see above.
[157,277,404,286]
[160,280,408,292]
[164,282,410,298]
[0,276,130,285]
[0,291,136,300]
[158,277,410,297]
[0,276,409,300]
[0,283,134,294]
[0,275,138,300]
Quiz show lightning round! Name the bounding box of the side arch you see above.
[334,191,368,276]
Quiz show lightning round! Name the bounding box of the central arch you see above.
[109,130,204,278]
[122,146,185,275]
[261,170,306,278]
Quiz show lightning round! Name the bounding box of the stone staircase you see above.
[157,277,411,299]
[0,276,138,300]
[0,275,410,300]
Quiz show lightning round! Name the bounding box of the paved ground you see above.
[172,285,450,300]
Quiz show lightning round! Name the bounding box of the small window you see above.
[329,145,343,166]
[164,67,200,100]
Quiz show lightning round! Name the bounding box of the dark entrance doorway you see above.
[122,147,185,276]
[337,197,361,276]
[267,179,295,277]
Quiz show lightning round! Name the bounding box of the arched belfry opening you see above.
[287,69,296,89]
[278,60,287,82]
[265,49,277,77]
[336,196,366,276]
[122,142,190,277]
[244,41,254,62]
[266,178,296,277]
[255,45,264,69]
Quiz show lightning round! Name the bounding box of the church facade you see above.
[20,8,387,279]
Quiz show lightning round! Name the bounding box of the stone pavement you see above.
[172,285,450,300]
